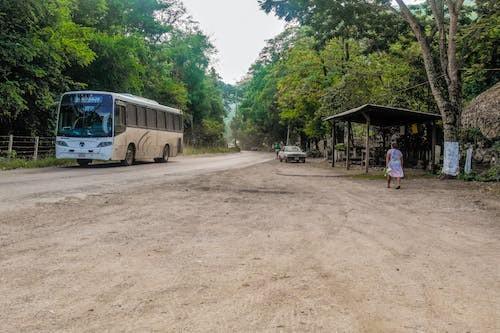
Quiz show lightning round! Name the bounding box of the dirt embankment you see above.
[0,160,499,332]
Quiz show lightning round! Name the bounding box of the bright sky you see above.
[182,0,285,84]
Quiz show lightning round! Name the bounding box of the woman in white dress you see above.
[386,142,404,189]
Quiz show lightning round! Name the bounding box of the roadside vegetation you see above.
[0,0,229,147]
[460,165,500,182]
[183,146,241,156]
[0,148,241,171]
[232,0,498,177]
[0,158,74,171]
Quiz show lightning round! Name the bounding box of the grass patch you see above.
[0,157,74,171]
[183,146,241,155]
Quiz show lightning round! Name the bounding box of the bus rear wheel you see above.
[155,145,170,163]
[121,144,135,166]
[77,159,91,167]
[177,139,183,154]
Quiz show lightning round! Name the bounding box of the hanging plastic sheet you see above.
[442,141,460,176]
[464,146,473,175]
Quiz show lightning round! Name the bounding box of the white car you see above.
[279,146,306,163]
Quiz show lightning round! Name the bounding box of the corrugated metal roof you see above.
[323,104,441,126]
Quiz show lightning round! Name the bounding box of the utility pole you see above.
[286,123,290,146]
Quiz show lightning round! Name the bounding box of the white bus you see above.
[56,91,183,166]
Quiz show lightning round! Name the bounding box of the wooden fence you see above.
[0,135,55,160]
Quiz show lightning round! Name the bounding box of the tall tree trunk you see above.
[343,38,350,63]
[393,0,464,176]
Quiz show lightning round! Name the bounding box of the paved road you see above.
[0,152,273,213]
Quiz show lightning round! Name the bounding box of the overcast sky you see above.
[181,0,285,84]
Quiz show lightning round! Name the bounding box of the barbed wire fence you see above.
[0,135,55,160]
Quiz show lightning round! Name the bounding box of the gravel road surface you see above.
[1,155,499,332]
[0,152,272,213]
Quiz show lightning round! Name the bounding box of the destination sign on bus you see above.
[69,94,104,104]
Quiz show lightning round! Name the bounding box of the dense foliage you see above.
[232,0,498,150]
[0,0,227,146]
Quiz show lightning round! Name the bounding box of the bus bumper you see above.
[56,146,113,161]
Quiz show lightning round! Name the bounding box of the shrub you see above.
[335,143,346,151]
[460,165,500,182]
[0,157,74,171]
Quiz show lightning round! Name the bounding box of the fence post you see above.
[7,134,13,160]
[34,136,40,160]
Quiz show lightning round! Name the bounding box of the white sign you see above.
[464,147,473,175]
[442,141,460,176]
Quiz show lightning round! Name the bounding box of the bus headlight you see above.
[56,141,68,147]
[97,142,113,148]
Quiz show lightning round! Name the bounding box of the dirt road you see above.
[1,155,499,332]
[0,152,273,213]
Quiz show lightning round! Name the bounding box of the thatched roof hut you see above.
[462,82,500,140]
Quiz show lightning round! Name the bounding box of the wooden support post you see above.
[7,134,13,160]
[382,129,386,151]
[346,122,351,170]
[431,121,437,169]
[34,136,39,160]
[361,112,370,174]
[331,121,336,167]
[365,120,370,173]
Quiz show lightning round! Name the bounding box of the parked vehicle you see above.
[278,146,306,163]
[55,91,183,167]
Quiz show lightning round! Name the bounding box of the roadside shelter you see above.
[324,104,442,173]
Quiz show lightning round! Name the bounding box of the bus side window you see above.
[126,103,137,126]
[137,107,146,127]
[157,111,166,130]
[174,115,181,132]
[147,108,157,129]
[166,113,174,131]
[115,102,126,135]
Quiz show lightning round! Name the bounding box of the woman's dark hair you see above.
[391,142,398,149]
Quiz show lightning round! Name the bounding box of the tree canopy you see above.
[231,0,498,160]
[0,0,228,146]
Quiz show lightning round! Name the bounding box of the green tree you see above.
[231,29,300,148]
[232,29,430,150]
[320,38,429,114]
[0,0,94,135]
[276,35,325,145]
[259,0,483,176]
[460,0,500,100]
[0,0,267,147]
[259,0,406,57]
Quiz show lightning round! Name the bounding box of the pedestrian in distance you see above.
[274,142,281,159]
[386,142,404,189]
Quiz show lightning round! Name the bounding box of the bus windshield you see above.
[57,93,113,138]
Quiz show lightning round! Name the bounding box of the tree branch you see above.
[428,0,450,87]
[445,0,463,105]
[393,0,448,116]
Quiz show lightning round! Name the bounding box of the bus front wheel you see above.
[77,159,91,167]
[121,144,135,166]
